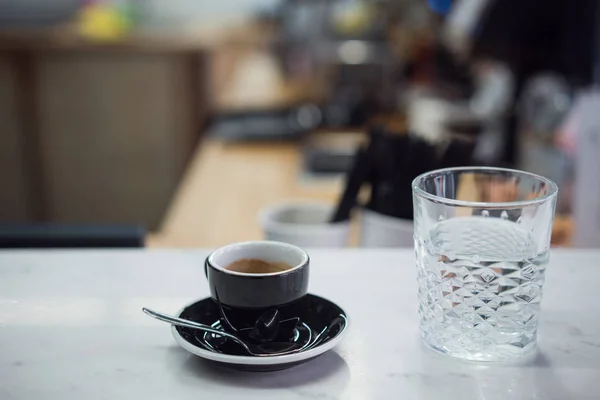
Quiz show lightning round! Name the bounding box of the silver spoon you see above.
[303,315,345,351]
[142,308,303,357]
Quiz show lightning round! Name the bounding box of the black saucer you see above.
[171,294,348,371]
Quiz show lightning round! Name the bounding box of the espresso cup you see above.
[204,241,310,335]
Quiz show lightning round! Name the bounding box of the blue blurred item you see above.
[0,224,145,249]
[428,0,452,15]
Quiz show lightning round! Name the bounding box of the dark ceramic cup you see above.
[204,241,310,337]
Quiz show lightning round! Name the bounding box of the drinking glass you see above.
[412,167,558,361]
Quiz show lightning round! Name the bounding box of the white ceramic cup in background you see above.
[359,208,414,248]
[259,201,350,248]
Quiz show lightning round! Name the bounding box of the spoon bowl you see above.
[248,308,280,343]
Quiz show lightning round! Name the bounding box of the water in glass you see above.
[416,215,549,361]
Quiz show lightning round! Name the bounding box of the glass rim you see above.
[412,166,558,208]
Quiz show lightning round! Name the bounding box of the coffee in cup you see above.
[225,258,293,274]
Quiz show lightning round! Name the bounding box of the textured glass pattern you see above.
[413,168,557,361]
[416,217,548,361]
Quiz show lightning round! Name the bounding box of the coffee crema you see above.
[225,258,293,274]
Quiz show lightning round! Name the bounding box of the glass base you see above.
[421,334,538,363]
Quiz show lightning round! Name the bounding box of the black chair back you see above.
[0,224,146,248]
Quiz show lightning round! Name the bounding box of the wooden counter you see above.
[149,140,345,247]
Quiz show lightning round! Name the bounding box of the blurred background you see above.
[0,0,597,248]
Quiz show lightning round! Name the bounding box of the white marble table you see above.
[0,249,599,400]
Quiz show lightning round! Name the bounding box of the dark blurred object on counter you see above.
[208,104,322,142]
[302,130,365,175]
[0,224,145,248]
[366,129,475,220]
[331,125,476,223]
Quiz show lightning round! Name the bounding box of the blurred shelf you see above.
[0,19,275,52]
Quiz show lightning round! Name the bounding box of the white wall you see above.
[142,0,279,26]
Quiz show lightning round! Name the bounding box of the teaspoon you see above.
[142,308,303,357]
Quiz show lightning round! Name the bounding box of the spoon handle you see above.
[142,307,238,341]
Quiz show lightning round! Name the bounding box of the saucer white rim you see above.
[170,294,349,366]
